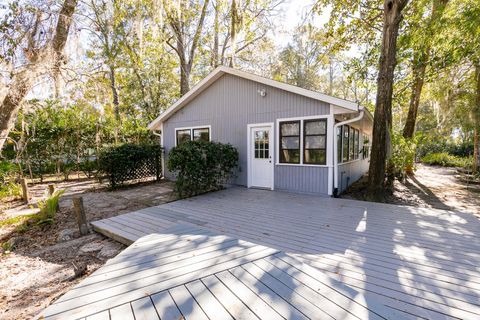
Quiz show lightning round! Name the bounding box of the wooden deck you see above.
[42,187,480,319]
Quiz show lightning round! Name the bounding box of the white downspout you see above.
[333,107,365,197]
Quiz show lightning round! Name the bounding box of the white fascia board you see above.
[148,66,359,130]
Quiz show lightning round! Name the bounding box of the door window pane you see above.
[254,130,269,159]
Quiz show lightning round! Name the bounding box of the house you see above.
[148,66,373,196]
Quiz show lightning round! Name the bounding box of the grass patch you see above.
[0,182,22,200]
[0,213,37,228]
[421,153,473,168]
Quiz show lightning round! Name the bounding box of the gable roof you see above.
[148,66,360,130]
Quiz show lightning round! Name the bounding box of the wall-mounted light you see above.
[258,89,267,97]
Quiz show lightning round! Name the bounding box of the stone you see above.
[97,241,123,260]
[57,229,78,243]
[78,241,103,255]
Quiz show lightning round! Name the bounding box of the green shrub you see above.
[421,153,473,168]
[98,144,162,188]
[36,189,65,225]
[79,160,98,178]
[387,133,416,182]
[167,140,239,198]
[0,161,19,184]
[0,182,22,200]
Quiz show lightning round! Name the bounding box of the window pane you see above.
[281,137,299,149]
[342,126,349,162]
[193,128,209,141]
[304,136,326,149]
[304,149,326,165]
[337,126,342,163]
[281,122,300,136]
[349,127,355,160]
[280,149,300,163]
[176,129,191,145]
[305,120,326,135]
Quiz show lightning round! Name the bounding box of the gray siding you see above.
[163,74,330,194]
[275,166,329,194]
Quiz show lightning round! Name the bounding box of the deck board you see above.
[42,187,480,319]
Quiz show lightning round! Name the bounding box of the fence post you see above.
[155,154,161,181]
[72,197,89,235]
[20,178,29,203]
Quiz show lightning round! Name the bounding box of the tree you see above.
[367,0,409,200]
[0,0,78,153]
[164,0,210,95]
[402,0,449,139]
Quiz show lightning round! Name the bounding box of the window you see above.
[303,119,327,164]
[176,129,191,145]
[254,130,269,159]
[349,126,355,160]
[193,128,209,141]
[354,129,360,160]
[337,126,343,163]
[279,121,300,163]
[176,127,210,145]
[342,125,349,162]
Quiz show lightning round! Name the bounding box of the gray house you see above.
[148,66,373,196]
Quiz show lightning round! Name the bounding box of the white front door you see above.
[249,125,274,189]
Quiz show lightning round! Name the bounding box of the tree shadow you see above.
[404,174,453,211]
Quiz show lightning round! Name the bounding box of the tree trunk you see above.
[403,52,427,138]
[212,0,220,68]
[367,0,409,201]
[0,0,78,152]
[402,0,449,139]
[109,64,120,143]
[473,63,480,174]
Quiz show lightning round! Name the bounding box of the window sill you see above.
[275,163,330,168]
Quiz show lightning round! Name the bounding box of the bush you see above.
[416,138,473,158]
[167,140,239,198]
[36,189,65,225]
[0,161,19,184]
[79,160,98,178]
[98,144,162,188]
[421,153,473,168]
[387,133,416,182]
[0,182,22,200]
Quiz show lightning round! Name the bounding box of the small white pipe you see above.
[333,108,365,196]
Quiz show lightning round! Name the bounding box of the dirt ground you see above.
[343,164,480,216]
[0,178,175,320]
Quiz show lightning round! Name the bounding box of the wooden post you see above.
[72,197,89,235]
[48,184,55,196]
[20,178,29,203]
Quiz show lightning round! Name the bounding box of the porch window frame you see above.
[276,115,329,167]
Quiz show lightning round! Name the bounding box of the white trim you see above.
[247,122,274,190]
[174,125,212,146]
[333,109,365,195]
[275,115,329,166]
[148,66,359,130]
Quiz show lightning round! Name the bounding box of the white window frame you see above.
[174,125,212,146]
[276,115,329,167]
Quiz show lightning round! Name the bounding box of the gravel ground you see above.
[342,164,480,216]
[0,179,175,320]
